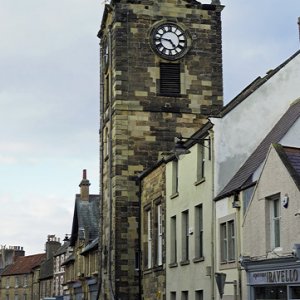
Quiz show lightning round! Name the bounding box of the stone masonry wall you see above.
[141,163,166,300]
[99,1,223,298]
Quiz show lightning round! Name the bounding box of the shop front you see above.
[243,256,300,300]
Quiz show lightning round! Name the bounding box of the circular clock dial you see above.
[153,23,187,60]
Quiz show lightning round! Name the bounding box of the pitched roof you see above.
[39,257,53,280]
[81,238,99,256]
[274,144,300,191]
[69,194,100,247]
[215,99,300,200]
[53,241,70,257]
[1,253,46,276]
[61,254,75,267]
[215,50,300,118]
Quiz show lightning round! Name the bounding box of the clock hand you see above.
[161,37,176,48]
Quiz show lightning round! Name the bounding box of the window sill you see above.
[193,256,205,263]
[180,260,190,266]
[143,268,153,275]
[158,93,183,98]
[143,266,163,274]
[194,177,205,186]
[153,264,164,272]
[170,192,179,199]
[168,262,178,268]
[220,260,237,270]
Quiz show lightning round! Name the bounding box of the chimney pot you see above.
[79,169,90,201]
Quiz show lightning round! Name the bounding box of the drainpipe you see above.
[137,177,142,300]
[235,192,242,300]
[97,40,104,300]
[108,25,116,300]
[210,129,216,300]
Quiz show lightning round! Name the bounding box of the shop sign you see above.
[249,268,300,285]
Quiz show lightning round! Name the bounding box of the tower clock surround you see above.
[149,21,192,60]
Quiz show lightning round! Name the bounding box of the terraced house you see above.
[0,253,45,300]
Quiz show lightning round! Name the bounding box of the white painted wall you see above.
[243,144,300,256]
[211,52,300,195]
[165,140,214,300]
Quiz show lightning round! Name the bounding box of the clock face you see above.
[152,23,188,60]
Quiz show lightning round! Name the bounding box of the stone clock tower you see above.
[98,0,223,298]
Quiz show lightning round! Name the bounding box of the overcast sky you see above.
[0,0,299,255]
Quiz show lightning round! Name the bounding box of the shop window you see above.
[170,215,177,265]
[195,204,203,259]
[220,218,235,264]
[254,286,287,299]
[181,210,189,263]
[290,286,300,298]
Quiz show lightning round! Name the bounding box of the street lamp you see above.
[173,135,211,158]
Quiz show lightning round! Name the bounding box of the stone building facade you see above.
[139,162,167,300]
[98,0,224,298]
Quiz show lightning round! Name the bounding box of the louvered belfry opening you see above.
[160,63,181,96]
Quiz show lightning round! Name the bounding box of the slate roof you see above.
[214,50,300,118]
[275,144,300,191]
[1,253,46,276]
[215,99,300,200]
[69,194,100,247]
[53,241,70,257]
[40,257,53,280]
[61,254,75,267]
[81,238,99,256]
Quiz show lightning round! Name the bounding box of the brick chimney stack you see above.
[79,169,90,201]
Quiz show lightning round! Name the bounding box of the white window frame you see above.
[172,160,178,195]
[157,203,163,266]
[220,217,236,264]
[181,210,189,262]
[268,194,281,249]
[147,209,152,269]
[196,144,205,181]
[170,215,177,264]
[195,204,203,259]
